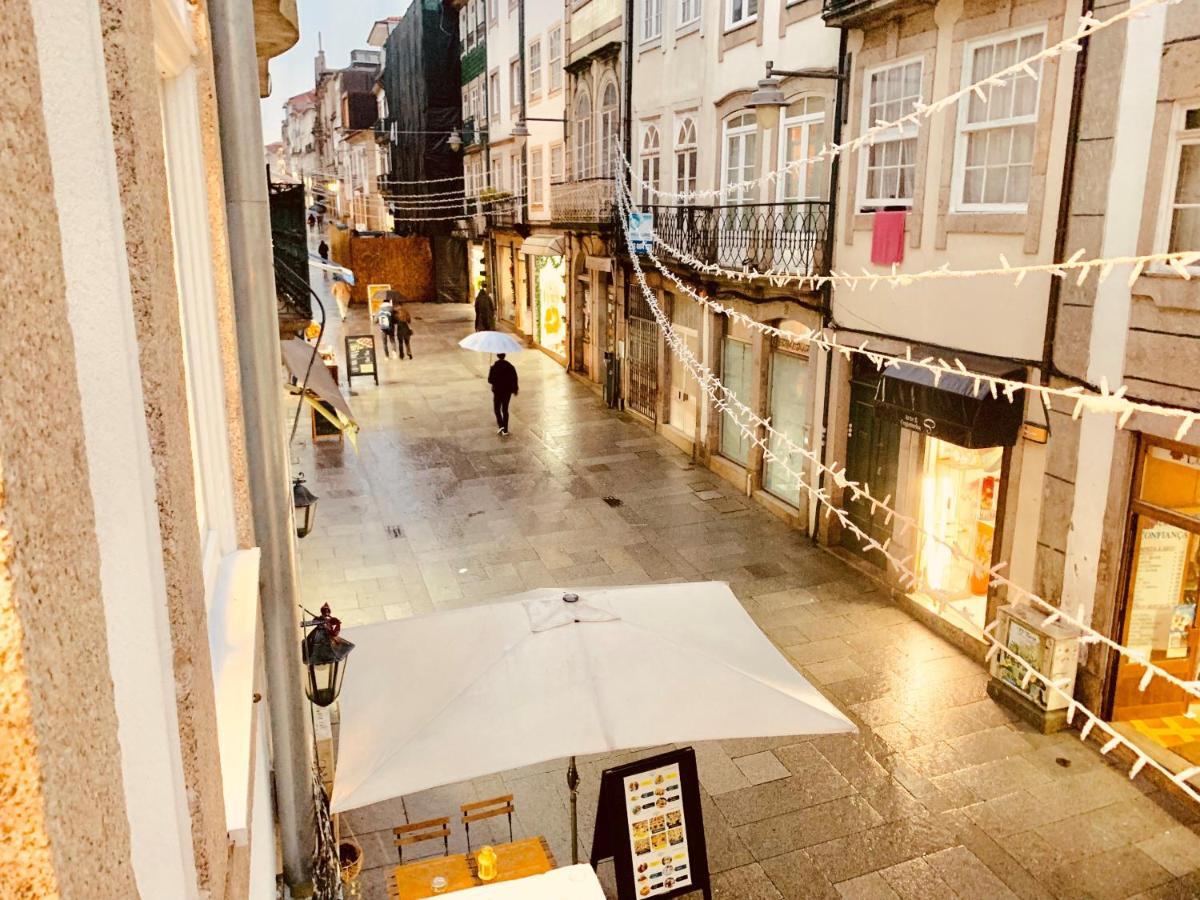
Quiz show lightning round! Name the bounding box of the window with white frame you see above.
[460,7,468,49]
[643,0,663,41]
[492,154,504,191]
[465,1,476,51]
[780,96,828,201]
[680,0,700,26]
[550,142,565,182]
[574,90,593,178]
[640,125,661,205]
[513,156,523,198]
[475,0,486,45]
[954,29,1044,211]
[859,59,922,210]
[531,147,545,205]
[675,117,697,199]
[1159,103,1200,265]
[722,111,757,203]
[600,80,620,178]
[549,27,564,93]
[529,39,542,98]
[490,71,501,124]
[510,58,521,112]
[489,0,498,26]
[726,0,757,30]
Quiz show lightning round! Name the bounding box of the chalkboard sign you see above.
[345,335,378,386]
[311,400,343,443]
[591,747,711,900]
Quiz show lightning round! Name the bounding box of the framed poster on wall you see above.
[591,747,711,900]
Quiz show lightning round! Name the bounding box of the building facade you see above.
[814,0,1081,655]
[281,89,318,187]
[2,0,312,896]
[1032,0,1200,774]
[624,0,841,536]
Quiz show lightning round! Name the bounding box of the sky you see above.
[260,0,411,145]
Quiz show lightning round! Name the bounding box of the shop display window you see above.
[913,437,1003,634]
[1112,444,1200,750]
[719,337,753,466]
[533,255,567,359]
[763,348,811,507]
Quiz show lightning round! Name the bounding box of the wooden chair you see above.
[460,795,515,853]
[393,816,451,863]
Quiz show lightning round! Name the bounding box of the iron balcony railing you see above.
[550,177,616,225]
[485,193,525,228]
[631,200,832,276]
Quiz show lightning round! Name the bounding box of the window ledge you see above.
[676,20,701,37]
[639,35,664,52]
[723,16,757,35]
[207,548,262,846]
[942,211,1027,236]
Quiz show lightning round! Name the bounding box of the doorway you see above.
[841,368,901,565]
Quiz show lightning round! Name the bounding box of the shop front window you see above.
[763,343,811,507]
[1112,443,1200,744]
[719,330,753,466]
[914,438,1002,635]
[533,254,568,359]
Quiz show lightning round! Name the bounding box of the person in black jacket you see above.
[487,353,519,435]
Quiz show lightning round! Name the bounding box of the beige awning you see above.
[518,234,566,257]
[280,339,358,438]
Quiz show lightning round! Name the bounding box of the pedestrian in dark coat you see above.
[474,286,496,331]
[487,353,518,435]
[318,240,329,261]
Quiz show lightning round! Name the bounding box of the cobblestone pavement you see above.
[293,295,1200,900]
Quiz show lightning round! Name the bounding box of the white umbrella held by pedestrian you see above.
[331,582,855,863]
[459,330,525,354]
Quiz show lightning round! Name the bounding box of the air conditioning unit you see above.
[987,603,1081,732]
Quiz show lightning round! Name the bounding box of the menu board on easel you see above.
[591,747,711,900]
[1128,522,1191,658]
[345,335,378,386]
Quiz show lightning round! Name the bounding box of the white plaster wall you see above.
[830,0,1081,361]
[631,0,838,197]
[30,0,199,895]
[526,0,567,222]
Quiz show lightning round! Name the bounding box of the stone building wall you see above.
[0,0,138,894]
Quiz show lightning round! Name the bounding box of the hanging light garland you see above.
[615,188,1200,802]
[646,224,1200,292]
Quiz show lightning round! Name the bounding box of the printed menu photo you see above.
[623,763,692,898]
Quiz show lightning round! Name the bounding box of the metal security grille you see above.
[627,314,659,422]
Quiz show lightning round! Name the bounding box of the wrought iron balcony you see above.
[485,193,525,228]
[822,0,934,28]
[632,200,831,278]
[550,177,616,226]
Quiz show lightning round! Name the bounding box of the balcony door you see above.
[775,97,828,273]
[719,112,758,267]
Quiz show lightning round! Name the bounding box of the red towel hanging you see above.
[871,210,907,266]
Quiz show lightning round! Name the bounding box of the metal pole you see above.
[207,0,316,894]
[567,755,580,864]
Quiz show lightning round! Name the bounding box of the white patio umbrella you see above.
[459,330,525,354]
[331,582,855,862]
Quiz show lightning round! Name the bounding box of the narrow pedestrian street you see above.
[293,293,1200,900]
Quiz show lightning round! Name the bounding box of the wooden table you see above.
[388,838,555,899]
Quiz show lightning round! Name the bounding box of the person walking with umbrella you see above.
[474,282,495,332]
[487,353,518,436]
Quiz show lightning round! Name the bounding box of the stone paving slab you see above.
[294,300,1200,899]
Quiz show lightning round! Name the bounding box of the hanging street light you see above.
[301,603,355,708]
[292,473,319,539]
[447,129,463,153]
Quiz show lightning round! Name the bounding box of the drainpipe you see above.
[813,28,848,544]
[207,0,315,894]
[1041,0,1095,377]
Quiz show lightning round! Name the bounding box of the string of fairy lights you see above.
[613,185,1200,801]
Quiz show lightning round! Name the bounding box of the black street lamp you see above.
[301,603,355,708]
[292,473,319,539]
